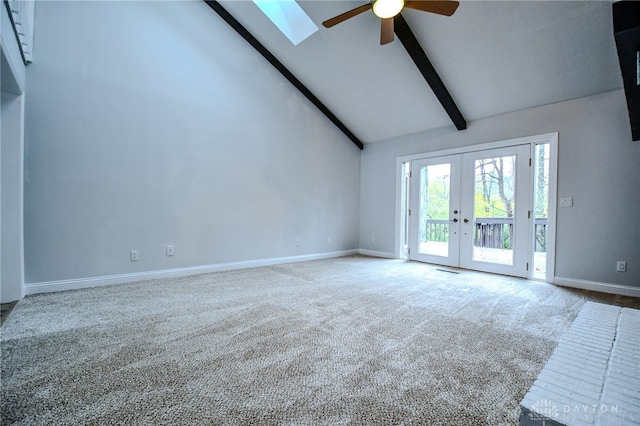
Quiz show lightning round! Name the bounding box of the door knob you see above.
[453,210,458,214]
[463,218,469,223]
[452,218,459,223]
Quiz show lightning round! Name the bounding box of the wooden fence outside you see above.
[423,218,547,252]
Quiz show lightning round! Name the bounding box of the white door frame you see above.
[395,133,558,281]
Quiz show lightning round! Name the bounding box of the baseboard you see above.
[25,250,360,295]
[358,249,397,259]
[553,276,640,298]
[31,253,636,299]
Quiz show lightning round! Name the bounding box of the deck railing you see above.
[424,219,449,244]
[533,218,547,252]
[423,217,547,252]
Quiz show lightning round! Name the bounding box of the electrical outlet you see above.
[295,238,301,247]
[327,237,332,245]
[130,250,139,261]
[617,261,627,272]
[371,236,376,244]
[560,197,573,207]
[166,245,174,256]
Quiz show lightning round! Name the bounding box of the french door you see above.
[408,145,531,277]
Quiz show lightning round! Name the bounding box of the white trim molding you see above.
[554,276,640,298]
[25,250,359,295]
[395,132,559,164]
[358,249,397,259]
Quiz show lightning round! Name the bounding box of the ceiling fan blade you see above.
[380,18,394,45]
[322,4,372,28]
[404,1,459,16]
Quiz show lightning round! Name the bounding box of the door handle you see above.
[463,218,469,223]
[452,218,459,223]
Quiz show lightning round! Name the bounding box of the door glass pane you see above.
[473,155,516,265]
[419,163,450,257]
[533,143,549,279]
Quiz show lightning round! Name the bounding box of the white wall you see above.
[24,1,360,285]
[360,90,640,290]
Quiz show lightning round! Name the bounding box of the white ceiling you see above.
[218,1,623,143]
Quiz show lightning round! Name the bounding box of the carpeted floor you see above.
[2,256,639,425]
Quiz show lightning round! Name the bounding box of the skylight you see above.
[253,0,318,46]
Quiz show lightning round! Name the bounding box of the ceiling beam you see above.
[203,1,364,150]
[394,13,467,131]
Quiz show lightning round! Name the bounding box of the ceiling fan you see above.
[322,0,459,45]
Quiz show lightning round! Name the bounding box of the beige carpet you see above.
[2,256,638,425]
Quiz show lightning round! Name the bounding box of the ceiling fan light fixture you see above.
[372,0,404,19]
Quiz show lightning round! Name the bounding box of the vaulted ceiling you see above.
[216,1,623,144]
